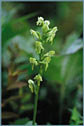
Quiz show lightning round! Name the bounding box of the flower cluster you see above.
[28,17,58,93]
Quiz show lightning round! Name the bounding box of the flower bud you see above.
[45,20,50,26]
[36,17,44,26]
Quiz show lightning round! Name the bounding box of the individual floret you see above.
[35,41,44,54]
[28,79,35,93]
[34,74,42,86]
[30,29,39,39]
[46,27,58,44]
[44,51,55,57]
[29,57,38,70]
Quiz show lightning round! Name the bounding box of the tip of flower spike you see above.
[44,20,50,26]
[36,17,44,26]
[38,17,44,21]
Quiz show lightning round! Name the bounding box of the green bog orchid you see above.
[28,17,58,125]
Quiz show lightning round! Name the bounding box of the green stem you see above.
[32,50,42,125]
[32,84,40,125]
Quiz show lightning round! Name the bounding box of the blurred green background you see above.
[1,2,83,125]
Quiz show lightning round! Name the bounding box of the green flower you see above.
[29,57,38,70]
[46,26,58,44]
[36,17,44,26]
[30,29,39,39]
[28,79,35,93]
[42,20,50,33]
[40,57,51,71]
[45,20,50,26]
[34,74,42,86]
[35,41,44,54]
[44,51,55,57]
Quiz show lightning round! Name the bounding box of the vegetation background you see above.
[2,2,83,125]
